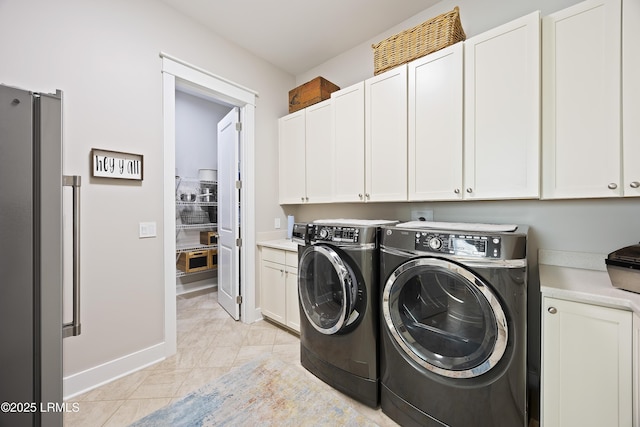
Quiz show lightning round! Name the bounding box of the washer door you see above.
[383,257,508,378]
[298,245,358,335]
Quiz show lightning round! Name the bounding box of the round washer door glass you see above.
[299,245,358,335]
[383,258,508,378]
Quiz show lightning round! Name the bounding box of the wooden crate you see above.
[177,250,210,273]
[199,231,218,245]
[288,77,340,113]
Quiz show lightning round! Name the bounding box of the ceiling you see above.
[158,0,440,75]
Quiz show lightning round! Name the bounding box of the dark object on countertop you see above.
[606,243,640,293]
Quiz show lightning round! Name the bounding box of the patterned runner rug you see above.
[129,355,378,426]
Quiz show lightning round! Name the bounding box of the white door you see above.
[305,99,333,203]
[217,107,240,319]
[541,0,621,199]
[464,11,540,200]
[278,110,306,204]
[333,82,365,203]
[365,64,408,202]
[408,42,463,201]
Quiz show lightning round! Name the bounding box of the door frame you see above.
[161,53,259,356]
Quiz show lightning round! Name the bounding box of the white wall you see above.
[297,0,584,87]
[0,0,293,395]
[175,90,232,178]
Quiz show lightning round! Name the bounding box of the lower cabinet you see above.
[541,296,633,427]
[259,246,300,333]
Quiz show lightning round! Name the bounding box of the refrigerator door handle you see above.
[63,175,81,338]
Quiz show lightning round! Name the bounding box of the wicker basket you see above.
[372,6,466,75]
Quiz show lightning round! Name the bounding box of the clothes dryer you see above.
[298,219,395,408]
[379,221,528,427]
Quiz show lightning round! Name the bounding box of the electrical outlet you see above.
[410,209,434,222]
[274,218,281,229]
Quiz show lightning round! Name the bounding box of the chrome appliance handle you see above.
[63,175,81,338]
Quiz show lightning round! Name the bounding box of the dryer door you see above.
[382,257,508,378]
[298,245,358,335]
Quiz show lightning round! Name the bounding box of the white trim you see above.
[162,71,178,356]
[63,343,166,400]
[160,52,257,105]
[161,55,260,364]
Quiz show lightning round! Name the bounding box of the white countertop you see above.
[540,263,640,315]
[256,239,300,252]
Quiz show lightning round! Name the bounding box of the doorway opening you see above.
[161,53,259,357]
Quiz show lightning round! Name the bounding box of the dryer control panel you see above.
[415,232,501,258]
[310,225,360,243]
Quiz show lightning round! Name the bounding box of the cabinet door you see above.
[365,65,408,202]
[542,0,621,199]
[623,0,640,197]
[260,260,286,324]
[542,297,632,427]
[408,43,463,201]
[305,99,333,203]
[465,11,540,200]
[285,266,300,333]
[333,82,366,202]
[278,110,306,204]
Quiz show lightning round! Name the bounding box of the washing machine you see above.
[379,221,528,427]
[298,219,396,408]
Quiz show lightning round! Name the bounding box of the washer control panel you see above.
[415,232,501,258]
[310,225,360,243]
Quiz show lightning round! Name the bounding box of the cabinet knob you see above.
[466,188,473,194]
[305,197,309,202]
[454,188,460,194]
[548,307,557,314]
[630,181,640,189]
[358,193,363,199]
[365,193,370,199]
[607,183,618,190]
[300,197,304,202]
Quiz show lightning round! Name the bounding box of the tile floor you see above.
[63,289,398,426]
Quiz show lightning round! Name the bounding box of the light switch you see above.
[139,222,157,238]
[274,218,281,229]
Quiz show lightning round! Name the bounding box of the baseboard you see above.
[63,342,167,400]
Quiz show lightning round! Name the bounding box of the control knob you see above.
[319,228,330,239]
[428,237,442,250]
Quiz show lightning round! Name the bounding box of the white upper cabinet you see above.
[278,99,333,204]
[408,43,464,201]
[623,0,640,197]
[305,99,333,203]
[278,109,306,204]
[464,11,541,200]
[332,82,366,202]
[365,65,408,202]
[542,0,622,198]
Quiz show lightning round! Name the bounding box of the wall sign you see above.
[91,148,143,180]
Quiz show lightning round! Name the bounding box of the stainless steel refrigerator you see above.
[0,84,81,426]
